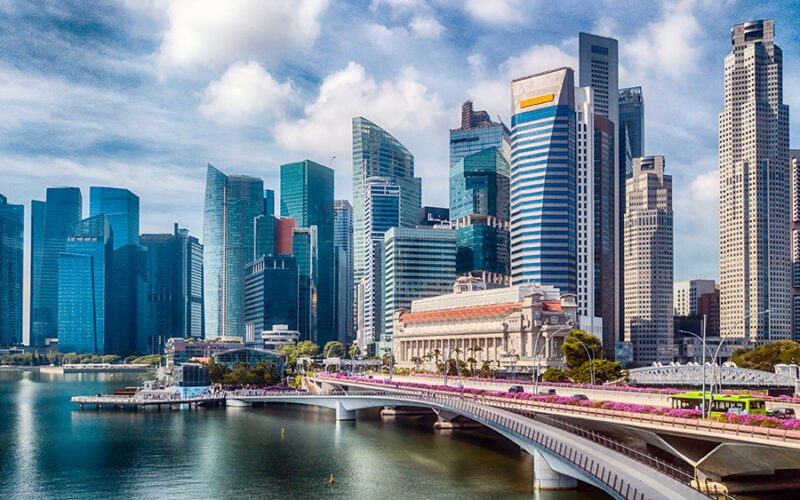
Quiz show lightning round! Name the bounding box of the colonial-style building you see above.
[393,277,578,373]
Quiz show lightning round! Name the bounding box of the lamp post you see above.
[678,322,712,417]
[532,324,573,395]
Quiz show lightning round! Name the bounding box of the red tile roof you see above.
[401,302,523,324]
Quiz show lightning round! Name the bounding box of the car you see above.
[768,407,796,419]
[571,394,589,401]
[508,385,525,393]
[537,389,557,396]
[454,382,464,388]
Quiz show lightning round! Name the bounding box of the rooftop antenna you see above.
[328,156,336,168]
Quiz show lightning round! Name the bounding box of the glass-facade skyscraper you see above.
[58,215,113,354]
[30,187,82,346]
[450,101,511,167]
[619,87,644,159]
[352,117,421,305]
[334,200,354,343]
[203,164,264,338]
[292,226,318,342]
[90,187,140,250]
[510,68,577,293]
[280,160,335,346]
[244,254,299,342]
[0,194,24,346]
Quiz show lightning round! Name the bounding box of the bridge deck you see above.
[71,395,224,407]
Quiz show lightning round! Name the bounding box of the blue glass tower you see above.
[334,200,354,343]
[450,100,511,167]
[0,194,24,346]
[90,187,140,249]
[510,68,577,293]
[110,244,149,355]
[280,160,335,346]
[30,187,82,346]
[292,227,318,342]
[58,215,113,354]
[203,164,264,338]
[244,254,299,339]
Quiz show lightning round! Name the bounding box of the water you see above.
[0,369,605,499]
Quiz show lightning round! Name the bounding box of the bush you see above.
[541,368,567,382]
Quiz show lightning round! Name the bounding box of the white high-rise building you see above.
[673,279,716,317]
[792,151,800,340]
[719,20,791,344]
[624,156,673,365]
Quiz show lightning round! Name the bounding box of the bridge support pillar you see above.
[533,450,577,491]
[335,401,356,421]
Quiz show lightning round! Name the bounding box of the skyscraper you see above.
[361,177,401,352]
[792,150,800,339]
[292,226,318,342]
[58,215,113,354]
[624,156,673,365]
[579,33,619,124]
[450,100,511,167]
[510,68,577,293]
[109,243,148,355]
[382,226,457,341]
[203,164,264,338]
[619,87,645,159]
[280,160,335,346]
[720,20,791,344]
[89,187,140,249]
[334,200,354,343]
[0,194,23,346]
[352,117,421,304]
[244,254,299,342]
[30,187,82,346]
[418,206,450,226]
[141,224,204,349]
[674,279,716,317]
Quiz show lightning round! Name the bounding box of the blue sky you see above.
[1,0,799,289]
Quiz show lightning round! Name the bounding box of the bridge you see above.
[628,365,798,389]
[228,388,716,499]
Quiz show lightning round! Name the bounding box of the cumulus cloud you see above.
[502,44,578,79]
[690,169,720,203]
[409,15,445,38]
[199,61,296,124]
[154,0,328,69]
[462,0,529,25]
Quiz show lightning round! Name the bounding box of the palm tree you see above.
[452,347,463,377]
[466,356,478,375]
[410,356,423,372]
[430,348,441,370]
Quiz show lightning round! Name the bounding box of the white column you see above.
[532,450,577,490]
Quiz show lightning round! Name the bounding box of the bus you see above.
[670,392,767,417]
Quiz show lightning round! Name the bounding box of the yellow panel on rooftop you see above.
[520,93,555,108]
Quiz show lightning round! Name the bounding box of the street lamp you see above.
[678,320,713,417]
[532,323,573,395]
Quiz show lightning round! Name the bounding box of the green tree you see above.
[561,330,603,369]
[208,359,231,384]
[348,343,361,359]
[731,340,800,372]
[322,341,345,358]
[541,368,568,383]
[410,356,424,372]
[479,360,492,378]
[566,359,623,384]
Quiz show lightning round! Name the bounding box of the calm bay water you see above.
[0,369,604,499]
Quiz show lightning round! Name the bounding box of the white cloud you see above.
[462,0,529,25]
[467,53,485,76]
[690,169,720,203]
[199,61,296,124]
[154,0,328,69]
[502,44,578,80]
[409,15,444,39]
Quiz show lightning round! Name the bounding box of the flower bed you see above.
[321,373,800,430]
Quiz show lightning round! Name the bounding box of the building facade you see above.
[619,87,645,159]
[58,215,113,354]
[334,200,354,344]
[393,279,578,373]
[510,68,577,293]
[720,20,791,344]
[793,151,800,340]
[0,194,23,346]
[673,279,717,316]
[203,164,264,339]
[30,187,82,346]
[89,187,140,250]
[292,226,318,343]
[624,156,674,365]
[419,206,450,226]
[244,255,299,343]
[382,226,457,342]
[280,160,335,346]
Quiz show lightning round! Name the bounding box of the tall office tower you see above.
[244,255,299,342]
[0,194,24,346]
[624,156,673,365]
[203,164,264,338]
[673,279,716,316]
[619,87,644,159]
[254,214,276,259]
[352,117,421,307]
[382,227,457,341]
[450,100,511,167]
[58,215,113,354]
[275,217,296,255]
[720,20,791,344]
[89,187,140,249]
[141,224,205,349]
[594,114,617,354]
[292,226,318,342]
[510,68,577,293]
[30,187,82,346]
[280,160,335,346]
[362,177,401,352]
[264,189,275,216]
[334,200,354,343]
[109,244,148,355]
[419,206,450,226]
[792,150,800,339]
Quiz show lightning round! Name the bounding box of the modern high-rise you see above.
[619,87,645,159]
[673,279,716,317]
[109,243,148,355]
[593,114,617,354]
[141,224,205,349]
[244,255,299,342]
[30,187,82,346]
[0,194,24,346]
[58,215,113,354]
[382,226,457,340]
[89,187,140,249]
[579,33,619,124]
[510,68,577,293]
[334,200,354,343]
[352,117,421,303]
[203,164,264,338]
[450,101,511,286]
[292,226,318,343]
[280,160,335,346]
[264,189,275,216]
[720,20,791,344]
[254,214,277,259]
[419,206,450,226]
[792,150,800,339]
[624,156,673,365]
[361,177,401,351]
